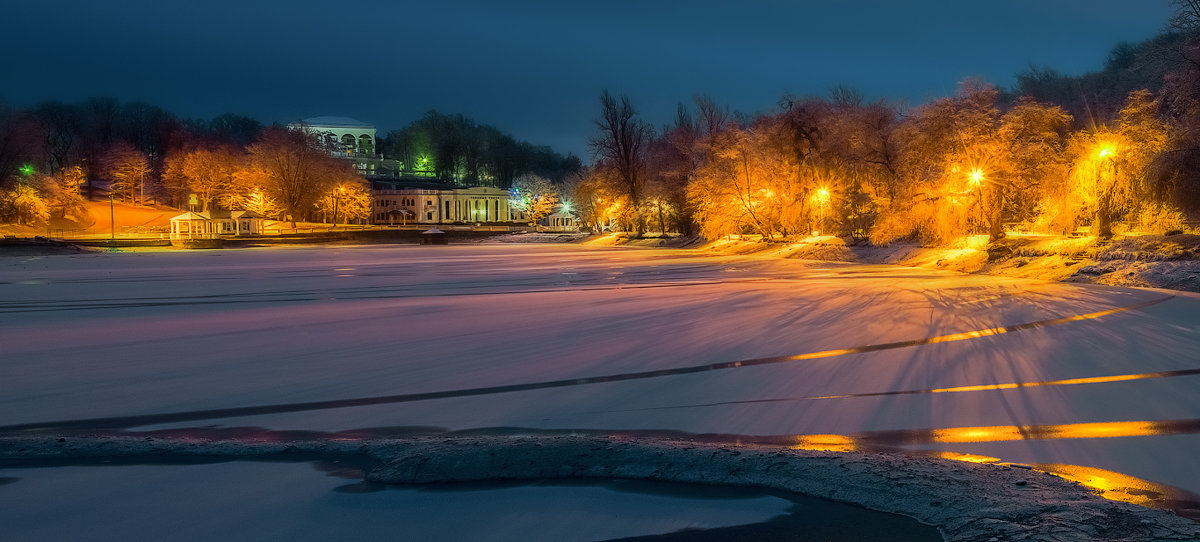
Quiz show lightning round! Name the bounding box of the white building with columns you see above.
[373,185,521,225]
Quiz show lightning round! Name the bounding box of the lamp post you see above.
[814,187,830,236]
[332,187,345,229]
[969,169,985,234]
[1096,146,1115,239]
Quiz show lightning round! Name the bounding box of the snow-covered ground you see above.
[3,244,1200,538]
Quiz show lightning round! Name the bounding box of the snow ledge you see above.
[3,434,1199,541]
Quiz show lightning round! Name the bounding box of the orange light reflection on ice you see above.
[927,373,1161,394]
[932,421,1161,443]
[791,434,856,452]
[935,451,1001,464]
[1033,463,1168,507]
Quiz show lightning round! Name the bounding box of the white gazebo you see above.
[169,212,217,239]
[541,210,580,233]
[170,210,265,239]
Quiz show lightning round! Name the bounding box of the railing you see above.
[169,232,221,240]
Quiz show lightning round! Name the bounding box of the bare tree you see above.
[101,142,150,202]
[1170,0,1200,31]
[589,91,651,234]
[244,128,356,225]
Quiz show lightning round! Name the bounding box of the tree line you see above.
[0,100,580,227]
[580,3,1200,243]
[380,110,581,187]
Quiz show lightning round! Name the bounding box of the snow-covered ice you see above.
[3,243,1200,539]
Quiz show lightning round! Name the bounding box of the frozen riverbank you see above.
[582,232,1200,294]
[1,434,1195,541]
[5,244,1200,539]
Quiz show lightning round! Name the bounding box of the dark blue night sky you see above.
[3,0,1174,159]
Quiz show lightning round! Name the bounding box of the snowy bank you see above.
[681,233,1200,294]
[3,434,1198,542]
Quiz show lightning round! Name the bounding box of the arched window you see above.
[340,134,355,153]
[358,134,373,155]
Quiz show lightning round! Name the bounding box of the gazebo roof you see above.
[170,212,210,221]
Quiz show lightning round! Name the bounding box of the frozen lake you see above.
[3,243,1200,526]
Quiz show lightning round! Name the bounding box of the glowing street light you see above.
[1093,144,1117,238]
[332,186,346,228]
[814,187,831,235]
[969,169,984,187]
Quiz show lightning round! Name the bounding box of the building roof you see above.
[170,212,210,221]
[294,116,374,129]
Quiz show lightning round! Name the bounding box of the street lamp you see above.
[332,186,346,228]
[813,187,830,235]
[1095,145,1116,238]
[969,169,985,233]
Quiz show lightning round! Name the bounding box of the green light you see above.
[19,164,34,176]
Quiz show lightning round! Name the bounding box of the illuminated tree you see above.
[45,166,90,223]
[244,128,357,225]
[991,98,1073,236]
[689,123,803,239]
[164,146,242,212]
[101,142,150,203]
[316,181,371,225]
[873,82,1002,245]
[510,174,559,226]
[1065,90,1170,238]
[566,167,620,233]
[0,183,49,225]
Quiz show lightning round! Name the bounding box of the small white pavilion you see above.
[170,210,265,239]
[170,212,217,239]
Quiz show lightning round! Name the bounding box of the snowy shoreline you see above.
[3,434,1198,541]
[581,232,1200,294]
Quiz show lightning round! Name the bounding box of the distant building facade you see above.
[292,115,575,229]
[288,116,377,156]
[287,116,406,179]
[372,183,518,225]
